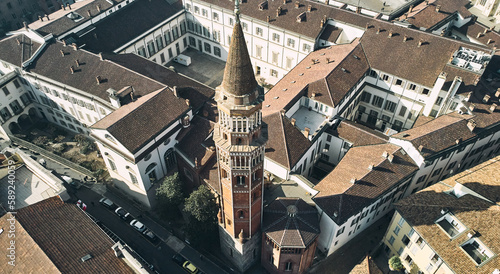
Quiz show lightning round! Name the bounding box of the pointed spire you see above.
[235,0,240,23]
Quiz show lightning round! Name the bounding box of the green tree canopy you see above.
[184,185,218,223]
[389,256,404,271]
[156,172,184,219]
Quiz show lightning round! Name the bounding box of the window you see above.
[255,45,262,58]
[272,52,279,64]
[172,26,179,40]
[287,38,295,47]
[229,17,234,26]
[384,100,397,112]
[398,217,405,226]
[194,6,199,14]
[408,83,416,90]
[137,46,146,57]
[447,161,456,170]
[285,262,292,271]
[270,69,278,78]
[395,79,403,86]
[285,57,293,69]
[303,43,311,52]
[242,22,248,31]
[13,79,20,88]
[236,176,245,185]
[422,88,430,95]
[214,47,221,57]
[213,30,221,42]
[147,41,156,56]
[202,8,208,17]
[9,100,22,115]
[435,96,444,106]
[0,107,12,120]
[213,12,219,21]
[129,172,138,185]
[2,87,10,96]
[402,235,410,245]
[204,42,211,53]
[372,95,384,108]
[256,27,263,36]
[327,135,332,142]
[108,159,117,171]
[416,175,426,184]
[360,91,371,103]
[394,226,401,236]
[336,226,345,236]
[399,105,407,117]
[227,35,231,45]
[272,33,280,42]
[388,236,395,245]
[155,35,164,50]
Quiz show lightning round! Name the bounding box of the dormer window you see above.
[461,238,494,265]
[436,212,466,238]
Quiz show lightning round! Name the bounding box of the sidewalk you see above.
[100,185,230,274]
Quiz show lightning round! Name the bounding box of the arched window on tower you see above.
[239,210,244,219]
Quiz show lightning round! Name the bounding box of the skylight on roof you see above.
[436,212,465,238]
[461,237,494,265]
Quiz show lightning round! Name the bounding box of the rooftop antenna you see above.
[235,0,241,23]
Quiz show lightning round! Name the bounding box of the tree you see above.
[156,173,184,219]
[183,185,219,247]
[388,256,404,271]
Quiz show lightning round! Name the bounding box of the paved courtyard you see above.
[166,48,226,88]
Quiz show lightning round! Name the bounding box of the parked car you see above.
[130,219,147,233]
[182,261,199,274]
[99,198,116,210]
[172,254,186,266]
[143,229,158,242]
[114,207,130,220]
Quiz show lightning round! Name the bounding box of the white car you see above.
[130,219,147,233]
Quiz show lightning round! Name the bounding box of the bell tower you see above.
[213,0,266,271]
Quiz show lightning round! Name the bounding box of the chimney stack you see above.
[307,4,312,12]
[418,39,423,47]
[368,164,374,170]
[62,40,67,47]
[387,154,394,163]
[408,4,414,13]
[61,4,65,10]
[71,43,78,51]
[418,145,424,152]
[39,15,43,21]
[456,138,462,145]
[403,35,408,42]
[490,103,498,113]
[99,52,104,61]
[87,10,92,17]
[291,118,296,126]
[436,5,441,12]
[470,103,476,112]
[388,30,393,38]
[16,38,20,45]
[356,6,361,14]
[483,94,491,103]
[130,90,134,101]
[376,28,381,34]
[382,151,389,158]
[266,15,270,22]
[365,23,370,30]
[320,18,325,27]
[96,76,102,85]
[60,50,65,57]
[173,86,179,97]
[304,127,310,138]
[75,59,80,67]
[70,66,74,74]
[97,4,101,13]
[295,1,300,8]
[326,57,330,63]
[186,99,191,106]
[477,32,482,38]
[46,14,50,21]
[68,3,72,10]
[487,39,492,44]
[350,178,356,184]
[467,119,476,132]
[283,0,286,4]
[23,21,28,31]
[311,92,316,99]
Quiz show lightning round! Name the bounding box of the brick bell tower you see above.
[213,0,266,271]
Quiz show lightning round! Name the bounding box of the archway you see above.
[18,114,32,130]
[8,121,21,134]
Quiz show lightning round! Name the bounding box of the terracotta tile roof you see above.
[307,42,369,107]
[456,21,500,49]
[360,25,487,88]
[394,155,500,274]
[330,120,389,147]
[263,112,312,170]
[350,255,384,274]
[200,156,220,193]
[0,213,60,273]
[0,34,42,67]
[176,115,216,167]
[319,24,343,43]
[262,40,360,116]
[15,197,134,273]
[26,41,165,102]
[263,198,320,248]
[314,144,418,222]
[92,88,190,153]
[34,0,124,37]
[391,113,476,159]
[399,0,471,30]
[78,0,183,53]
[102,53,214,110]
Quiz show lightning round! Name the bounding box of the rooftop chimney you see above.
[16,38,20,45]
[291,118,296,126]
[382,151,389,158]
[376,28,381,34]
[46,14,50,21]
[403,35,408,42]
[365,23,370,30]
[39,15,43,21]
[418,39,423,47]
[23,21,28,31]
[99,52,104,61]
[408,4,414,13]
[436,5,441,12]
[483,28,489,34]
[75,59,80,67]
[71,43,77,51]
[356,6,361,14]
[266,15,270,22]
[307,4,312,12]
[467,119,476,132]
[68,3,72,10]
[277,7,282,17]
[61,4,65,10]
[96,76,102,85]
[483,94,491,103]
[304,127,310,138]
[350,178,356,184]
[97,4,101,13]
[487,38,492,44]
[387,154,394,163]
[173,86,179,97]
[388,30,393,38]
[496,88,500,98]
[325,0,329,5]
[368,164,374,170]
[283,0,286,4]
[60,50,65,57]
[469,103,476,112]
[87,10,92,17]
[418,145,424,151]
[456,138,462,145]
[62,40,67,46]
[320,18,325,27]
[295,1,300,8]
[259,1,268,10]
[297,12,306,22]
[70,66,74,74]
[490,103,498,113]
[311,92,316,99]
[186,99,191,106]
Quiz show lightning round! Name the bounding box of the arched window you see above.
[145,163,157,183]
[164,148,176,171]
[239,210,244,219]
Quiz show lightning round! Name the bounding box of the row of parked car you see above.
[99,198,159,243]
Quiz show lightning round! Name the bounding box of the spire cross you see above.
[235,0,240,23]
